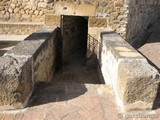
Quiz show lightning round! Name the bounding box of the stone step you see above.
[0,23,43,35]
[30,83,114,106]
[53,71,100,82]
[34,82,114,97]
[29,83,115,107]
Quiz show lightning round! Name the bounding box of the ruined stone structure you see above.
[0,0,160,112]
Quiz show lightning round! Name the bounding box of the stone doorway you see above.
[61,15,88,64]
[52,15,102,84]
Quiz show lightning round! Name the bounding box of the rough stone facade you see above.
[0,27,60,110]
[1,0,160,43]
[0,0,45,22]
[0,0,97,22]
[0,55,32,110]
[104,0,128,38]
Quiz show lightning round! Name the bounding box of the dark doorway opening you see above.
[61,15,88,64]
[51,15,103,84]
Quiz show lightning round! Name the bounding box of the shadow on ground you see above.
[28,82,88,107]
[28,28,106,107]
[29,49,104,107]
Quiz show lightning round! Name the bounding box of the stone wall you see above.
[0,27,61,110]
[0,0,45,22]
[104,0,160,43]
[99,32,160,111]
[0,55,32,110]
[25,27,61,82]
[103,0,128,38]
[127,0,160,46]
[0,0,108,24]
[1,0,160,44]
[0,0,126,38]
[0,0,97,23]
[0,22,43,35]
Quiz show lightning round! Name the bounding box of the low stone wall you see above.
[99,32,160,111]
[0,26,60,110]
[0,22,43,35]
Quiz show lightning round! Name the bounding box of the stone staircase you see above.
[29,50,111,109]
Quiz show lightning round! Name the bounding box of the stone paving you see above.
[1,82,160,120]
[0,35,27,56]
[138,20,160,71]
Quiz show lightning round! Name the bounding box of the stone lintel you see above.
[54,3,96,16]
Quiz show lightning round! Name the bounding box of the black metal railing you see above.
[87,34,99,55]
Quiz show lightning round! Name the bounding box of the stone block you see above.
[0,26,59,110]
[45,15,60,26]
[75,4,96,16]
[54,3,75,16]
[38,2,47,8]
[54,3,96,16]
[117,59,160,111]
[5,26,57,83]
[0,55,33,110]
[100,32,160,111]
[88,17,107,27]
